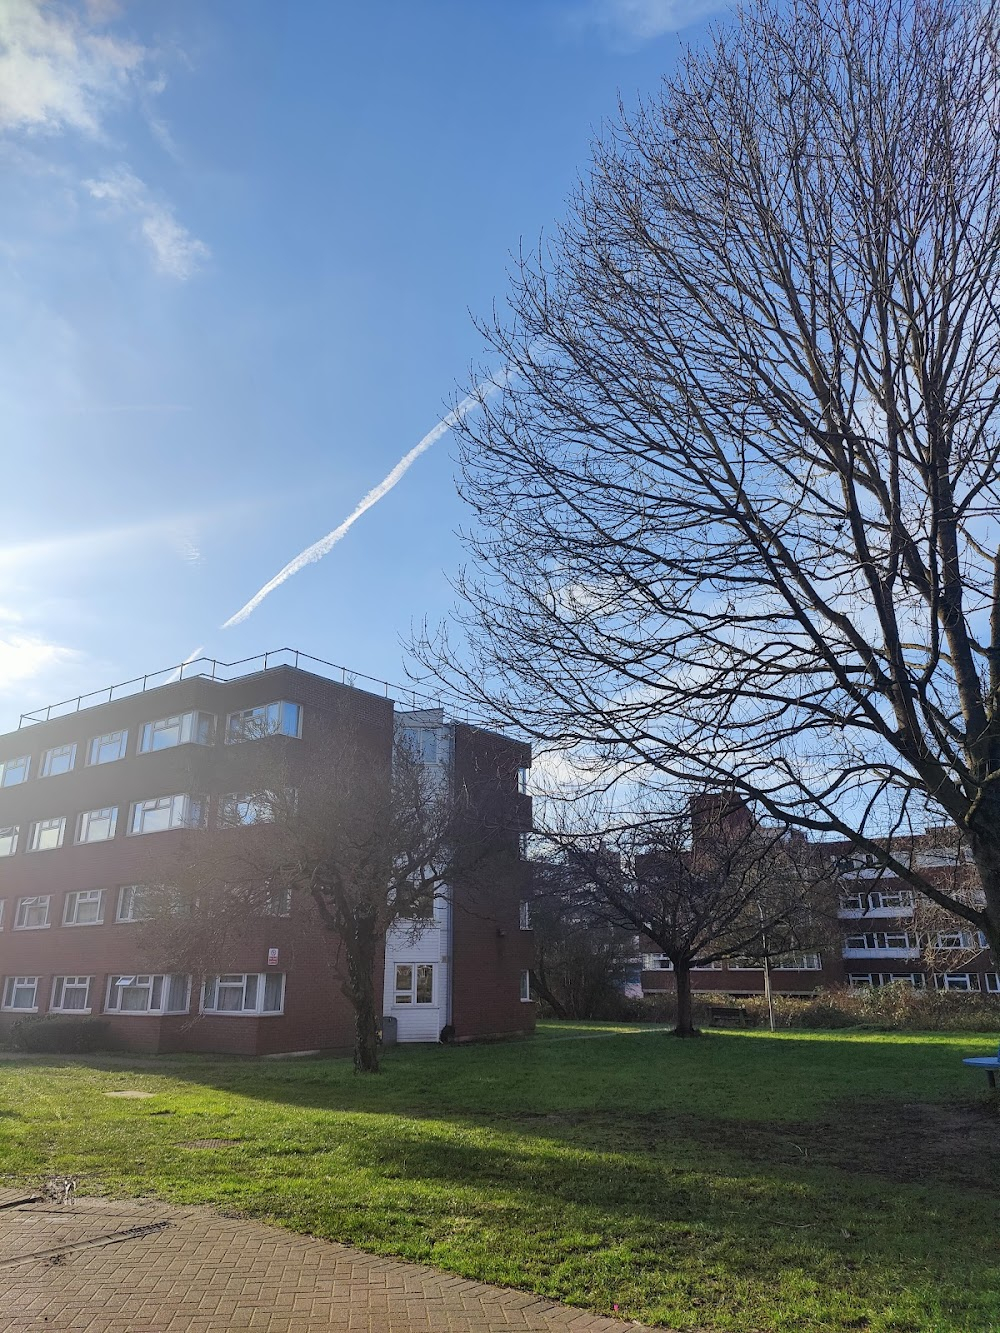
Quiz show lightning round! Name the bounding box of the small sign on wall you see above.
[267,947,279,967]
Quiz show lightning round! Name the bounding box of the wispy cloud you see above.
[0,1,209,279]
[222,373,509,629]
[0,0,143,136]
[84,166,209,279]
[579,0,726,42]
[0,626,79,698]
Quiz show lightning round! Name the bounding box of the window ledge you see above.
[1,1007,38,1014]
[50,1009,92,1017]
[13,924,51,931]
[201,1010,283,1018]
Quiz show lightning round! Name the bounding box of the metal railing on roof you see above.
[18,648,453,728]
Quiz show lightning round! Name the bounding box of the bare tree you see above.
[415,0,1000,955]
[140,733,468,1074]
[539,794,835,1036]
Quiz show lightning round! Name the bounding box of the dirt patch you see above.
[178,1139,243,1150]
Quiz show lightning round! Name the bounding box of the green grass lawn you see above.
[1,1023,999,1331]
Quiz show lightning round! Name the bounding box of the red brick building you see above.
[640,818,999,1001]
[0,652,535,1054]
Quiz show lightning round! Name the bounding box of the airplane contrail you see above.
[221,374,506,629]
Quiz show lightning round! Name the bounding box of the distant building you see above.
[0,651,535,1054]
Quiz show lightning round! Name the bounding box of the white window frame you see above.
[128,794,206,836]
[225,701,302,744]
[63,889,104,927]
[87,730,128,766]
[76,806,118,845]
[772,952,822,970]
[935,973,981,992]
[14,896,50,930]
[2,976,38,1011]
[0,900,4,931]
[520,969,532,1002]
[518,899,531,930]
[39,743,77,778]
[393,962,434,1006]
[50,976,93,1014]
[0,825,18,857]
[105,974,190,1014]
[870,890,914,911]
[116,885,153,923]
[201,973,285,1015]
[985,974,1000,994]
[138,712,215,754]
[0,755,30,787]
[27,816,66,852]
[643,955,673,970]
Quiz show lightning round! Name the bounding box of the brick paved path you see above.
[0,1189,649,1332]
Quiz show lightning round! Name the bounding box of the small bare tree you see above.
[540,794,836,1036]
[415,0,1000,957]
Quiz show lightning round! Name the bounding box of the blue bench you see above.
[962,1049,1000,1089]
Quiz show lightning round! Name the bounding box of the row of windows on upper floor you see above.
[0,883,291,931]
[847,971,1000,992]
[0,789,298,855]
[1,972,286,1016]
[0,702,303,789]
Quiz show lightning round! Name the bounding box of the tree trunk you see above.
[673,962,698,1038]
[346,912,381,1074]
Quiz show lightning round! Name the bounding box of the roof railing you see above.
[18,648,457,728]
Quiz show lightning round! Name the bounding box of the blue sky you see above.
[0,0,725,731]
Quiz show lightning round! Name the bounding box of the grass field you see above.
[1,1023,998,1331]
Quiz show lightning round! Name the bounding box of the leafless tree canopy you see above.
[417,0,1000,949]
[538,795,836,1034]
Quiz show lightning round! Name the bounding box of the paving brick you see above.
[0,1196,654,1332]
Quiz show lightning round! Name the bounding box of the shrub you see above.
[10,1015,114,1054]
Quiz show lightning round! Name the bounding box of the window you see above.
[933,931,971,950]
[393,963,434,1005]
[76,807,118,844]
[105,974,190,1013]
[138,712,215,753]
[51,976,92,1013]
[0,901,4,930]
[849,971,925,989]
[14,896,50,929]
[520,969,532,1002]
[27,817,65,852]
[87,730,128,766]
[871,890,914,911]
[219,793,279,827]
[226,701,301,743]
[2,976,38,1010]
[518,899,531,930]
[63,889,104,926]
[935,973,981,991]
[518,766,529,795]
[39,743,77,778]
[202,973,284,1014]
[839,893,864,912]
[0,755,30,787]
[0,826,18,857]
[129,794,206,835]
[264,885,291,917]
[772,952,822,970]
[116,885,153,923]
[398,726,439,764]
[986,974,1000,993]
[643,955,673,970]
[843,931,916,951]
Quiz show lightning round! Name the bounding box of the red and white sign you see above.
[267,947,279,966]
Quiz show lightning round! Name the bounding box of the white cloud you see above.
[0,0,143,135]
[84,166,209,278]
[582,0,726,41]
[0,630,78,696]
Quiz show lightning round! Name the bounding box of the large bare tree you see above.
[416,0,1000,953]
